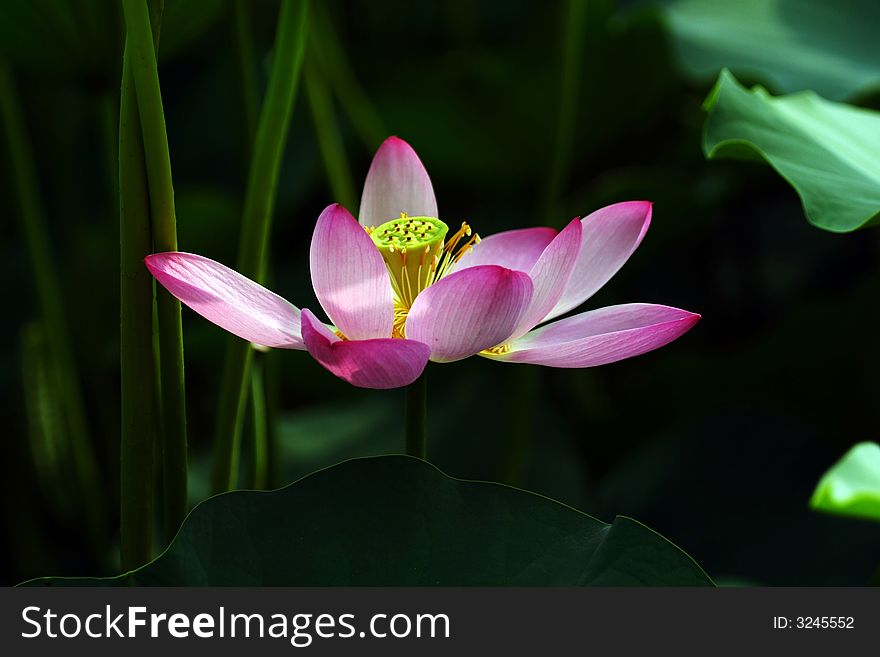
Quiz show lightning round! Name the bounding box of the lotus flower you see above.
[146,137,699,389]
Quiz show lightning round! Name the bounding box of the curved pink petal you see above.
[450,226,558,274]
[300,309,430,389]
[483,303,699,368]
[406,265,533,363]
[510,218,582,339]
[545,201,652,322]
[145,252,304,349]
[358,136,438,227]
[310,204,393,340]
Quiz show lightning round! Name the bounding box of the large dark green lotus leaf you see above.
[649,0,880,101]
[26,456,712,586]
[703,70,880,233]
[811,443,880,522]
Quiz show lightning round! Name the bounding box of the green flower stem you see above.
[212,0,309,493]
[305,52,357,212]
[405,374,428,460]
[0,60,105,550]
[121,0,189,541]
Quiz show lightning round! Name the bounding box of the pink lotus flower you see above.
[146,137,699,389]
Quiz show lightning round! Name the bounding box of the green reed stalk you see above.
[229,0,276,493]
[121,0,189,543]
[305,54,357,211]
[212,0,310,493]
[118,0,164,566]
[119,41,157,568]
[309,2,385,149]
[230,0,259,164]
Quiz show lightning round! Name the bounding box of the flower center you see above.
[367,214,480,337]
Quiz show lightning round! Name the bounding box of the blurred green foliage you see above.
[2,0,880,585]
[643,0,880,101]
[811,443,880,522]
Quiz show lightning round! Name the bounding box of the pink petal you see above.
[545,201,652,322]
[358,136,438,227]
[300,309,430,389]
[145,252,304,349]
[450,226,558,274]
[484,304,699,367]
[405,265,533,363]
[310,204,393,340]
[510,218,582,339]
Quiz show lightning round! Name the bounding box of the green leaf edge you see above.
[810,442,880,523]
[701,69,880,234]
[19,455,714,586]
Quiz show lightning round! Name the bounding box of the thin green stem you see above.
[121,0,188,541]
[265,350,282,488]
[212,0,309,493]
[230,0,275,493]
[230,0,258,165]
[250,353,269,489]
[0,59,105,550]
[118,39,157,569]
[405,374,428,460]
[542,0,587,226]
[305,53,357,211]
[310,2,385,150]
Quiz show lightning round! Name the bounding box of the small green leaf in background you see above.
[703,70,880,233]
[811,442,880,522]
[26,456,712,586]
[650,0,880,101]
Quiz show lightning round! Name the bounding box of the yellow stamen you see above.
[369,216,481,335]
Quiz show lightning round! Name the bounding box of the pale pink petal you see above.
[450,226,558,274]
[406,265,533,363]
[310,204,393,340]
[483,303,699,367]
[145,252,304,349]
[545,201,652,322]
[300,309,430,389]
[510,218,582,339]
[358,136,438,227]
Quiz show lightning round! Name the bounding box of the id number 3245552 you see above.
[773,616,854,630]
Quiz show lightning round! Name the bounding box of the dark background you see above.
[2,0,879,585]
